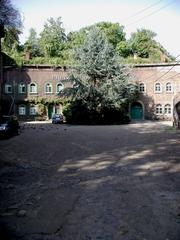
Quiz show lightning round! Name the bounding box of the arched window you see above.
[5,84,12,94]
[156,104,163,114]
[19,83,26,93]
[164,104,171,114]
[45,83,53,93]
[139,83,145,93]
[155,83,162,93]
[30,105,37,115]
[19,105,26,115]
[29,83,37,93]
[166,82,172,92]
[56,83,64,93]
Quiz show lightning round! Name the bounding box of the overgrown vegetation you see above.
[1,15,174,66]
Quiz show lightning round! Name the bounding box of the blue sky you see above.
[13,0,180,57]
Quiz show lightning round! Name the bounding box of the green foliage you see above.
[37,103,46,116]
[2,14,175,66]
[63,27,137,124]
[0,0,22,30]
[90,22,126,48]
[27,97,65,106]
[39,17,66,57]
[24,28,41,57]
[67,30,86,49]
[129,29,171,62]
[116,41,132,58]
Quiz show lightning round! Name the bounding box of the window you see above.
[45,83,53,93]
[29,83,37,93]
[155,83,162,93]
[5,84,12,94]
[19,105,26,115]
[139,83,145,93]
[164,104,171,114]
[56,83,64,93]
[155,104,163,114]
[19,83,26,93]
[30,105,37,115]
[166,82,172,92]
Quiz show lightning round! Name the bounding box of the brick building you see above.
[2,65,70,120]
[2,63,180,124]
[129,63,180,124]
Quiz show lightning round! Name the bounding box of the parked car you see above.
[52,114,63,124]
[0,115,19,138]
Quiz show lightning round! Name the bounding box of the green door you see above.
[131,102,143,120]
[48,105,53,119]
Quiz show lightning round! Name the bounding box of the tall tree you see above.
[0,0,22,55]
[0,0,22,29]
[39,17,66,57]
[63,27,137,124]
[129,28,158,58]
[92,22,126,48]
[24,28,41,57]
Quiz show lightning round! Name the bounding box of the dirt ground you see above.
[0,121,180,240]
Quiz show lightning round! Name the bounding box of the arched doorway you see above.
[175,102,180,117]
[131,102,144,120]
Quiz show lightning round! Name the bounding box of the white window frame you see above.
[19,105,26,115]
[154,82,162,93]
[139,83,145,93]
[30,105,37,115]
[19,83,26,94]
[56,82,64,93]
[166,82,172,93]
[45,83,53,94]
[29,83,37,94]
[155,104,163,115]
[5,84,12,94]
[164,104,171,115]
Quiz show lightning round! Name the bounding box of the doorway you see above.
[131,102,143,120]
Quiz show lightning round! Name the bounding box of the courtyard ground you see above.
[0,121,180,240]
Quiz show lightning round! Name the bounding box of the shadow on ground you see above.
[0,121,180,240]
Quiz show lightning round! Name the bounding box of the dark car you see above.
[52,114,63,124]
[0,116,19,138]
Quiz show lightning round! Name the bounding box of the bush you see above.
[63,101,130,125]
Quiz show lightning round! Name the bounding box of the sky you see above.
[12,0,180,57]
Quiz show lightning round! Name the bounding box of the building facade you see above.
[2,65,70,120]
[129,63,180,124]
[2,63,180,123]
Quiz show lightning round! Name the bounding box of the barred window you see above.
[155,83,162,93]
[166,82,172,92]
[19,105,26,115]
[19,83,26,93]
[45,83,53,93]
[139,83,145,93]
[56,83,64,93]
[5,84,12,94]
[164,104,171,114]
[156,104,163,114]
[30,105,37,115]
[29,83,37,93]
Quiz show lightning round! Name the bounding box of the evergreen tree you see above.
[39,17,66,57]
[63,27,138,124]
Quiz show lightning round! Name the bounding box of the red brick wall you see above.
[3,64,180,120]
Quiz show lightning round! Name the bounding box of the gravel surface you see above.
[0,121,180,240]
